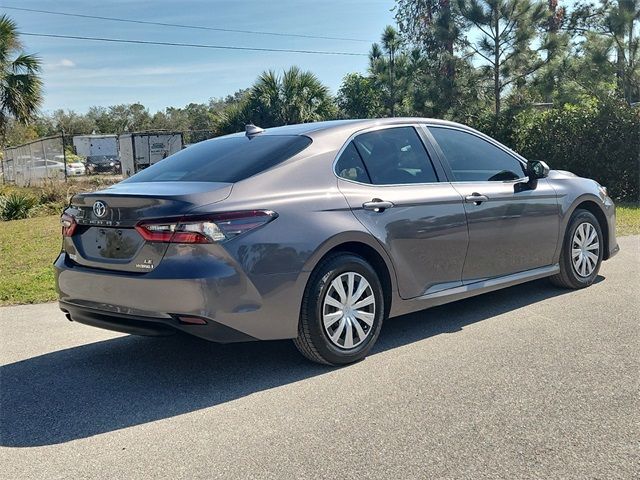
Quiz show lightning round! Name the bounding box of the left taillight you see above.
[135,210,277,244]
[61,213,77,237]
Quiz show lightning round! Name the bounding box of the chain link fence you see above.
[2,130,220,187]
[2,135,66,186]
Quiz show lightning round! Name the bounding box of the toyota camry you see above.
[55,119,618,365]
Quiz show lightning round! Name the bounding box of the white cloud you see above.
[46,59,76,70]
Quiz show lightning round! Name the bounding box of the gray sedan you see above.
[55,119,618,365]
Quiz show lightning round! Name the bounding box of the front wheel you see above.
[294,254,385,365]
[550,209,603,289]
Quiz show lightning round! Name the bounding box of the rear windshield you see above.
[88,156,117,163]
[124,135,312,183]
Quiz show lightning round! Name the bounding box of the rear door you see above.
[336,125,469,299]
[425,125,559,282]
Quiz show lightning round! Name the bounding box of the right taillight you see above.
[61,213,77,237]
[135,210,277,244]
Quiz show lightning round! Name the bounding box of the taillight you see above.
[61,213,77,237]
[135,210,277,244]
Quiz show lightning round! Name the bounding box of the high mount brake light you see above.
[135,210,277,244]
[61,213,77,237]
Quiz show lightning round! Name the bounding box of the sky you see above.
[2,1,395,114]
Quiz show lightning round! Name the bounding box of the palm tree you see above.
[253,66,336,125]
[216,66,337,134]
[0,15,43,140]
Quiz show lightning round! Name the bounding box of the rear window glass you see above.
[88,156,117,163]
[124,135,312,183]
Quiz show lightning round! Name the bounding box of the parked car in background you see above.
[24,159,65,181]
[53,155,86,177]
[65,162,86,176]
[56,119,618,365]
[86,155,121,174]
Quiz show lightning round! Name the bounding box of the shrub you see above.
[38,179,70,204]
[0,192,36,220]
[469,109,520,148]
[514,99,640,202]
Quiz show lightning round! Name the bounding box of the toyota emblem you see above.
[93,201,107,218]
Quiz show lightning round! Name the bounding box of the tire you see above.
[550,209,603,289]
[293,254,385,365]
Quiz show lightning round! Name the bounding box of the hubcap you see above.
[571,222,600,278]
[322,272,375,350]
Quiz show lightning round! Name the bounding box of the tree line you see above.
[3,1,639,140]
[1,3,638,199]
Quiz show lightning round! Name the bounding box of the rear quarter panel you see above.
[187,138,399,338]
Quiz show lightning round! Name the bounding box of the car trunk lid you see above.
[63,181,232,272]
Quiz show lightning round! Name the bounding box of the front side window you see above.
[428,127,525,182]
[125,135,312,183]
[338,126,438,185]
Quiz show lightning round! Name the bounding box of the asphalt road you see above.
[1,236,638,479]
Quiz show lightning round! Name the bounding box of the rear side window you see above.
[124,135,312,183]
[335,143,371,183]
[350,127,439,185]
[428,127,525,182]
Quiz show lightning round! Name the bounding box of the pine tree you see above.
[457,0,548,113]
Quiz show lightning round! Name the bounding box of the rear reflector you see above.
[177,315,208,325]
[135,210,277,244]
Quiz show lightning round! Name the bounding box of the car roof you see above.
[257,118,468,137]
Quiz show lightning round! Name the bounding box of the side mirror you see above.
[515,160,550,193]
[526,160,550,179]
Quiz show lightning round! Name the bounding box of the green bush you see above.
[473,100,639,202]
[514,100,639,202]
[0,192,36,220]
[469,108,522,148]
[38,179,70,204]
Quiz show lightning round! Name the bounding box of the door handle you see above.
[464,193,489,205]
[362,199,394,212]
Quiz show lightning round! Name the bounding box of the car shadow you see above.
[0,277,598,447]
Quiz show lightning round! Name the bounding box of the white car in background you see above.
[53,155,85,176]
[65,162,86,176]
[20,159,66,181]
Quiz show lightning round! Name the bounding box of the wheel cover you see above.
[571,222,600,278]
[322,272,375,350]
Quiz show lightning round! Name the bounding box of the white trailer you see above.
[119,132,183,177]
[72,135,118,158]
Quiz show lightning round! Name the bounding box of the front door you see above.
[335,125,469,299]
[426,126,560,282]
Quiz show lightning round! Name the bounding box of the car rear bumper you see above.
[58,301,256,342]
[54,252,308,342]
[88,166,119,173]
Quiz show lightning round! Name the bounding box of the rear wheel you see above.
[550,209,603,289]
[294,254,385,365]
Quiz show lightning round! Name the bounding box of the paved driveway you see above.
[1,236,638,479]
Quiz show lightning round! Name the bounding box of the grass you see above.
[0,204,638,307]
[0,215,61,306]
[616,203,640,237]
